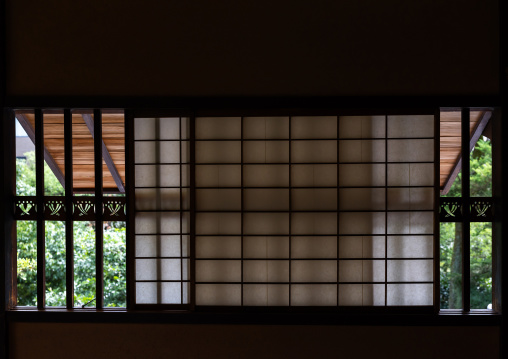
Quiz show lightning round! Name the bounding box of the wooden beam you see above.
[16,113,66,189]
[82,114,125,192]
[441,110,492,195]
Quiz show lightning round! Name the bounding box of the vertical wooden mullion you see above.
[336,115,340,307]
[288,116,292,308]
[125,110,135,309]
[35,109,45,309]
[461,107,471,312]
[180,117,183,305]
[155,118,161,305]
[240,117,244,306]
[94,109,104,309]
[64,109,74,309]
[189,114,196,310]
[433,109,441,313]
[384,115,388,306]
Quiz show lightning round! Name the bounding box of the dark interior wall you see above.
[9,322,500,359]
[4,1,503,358]
[5,0,500,97]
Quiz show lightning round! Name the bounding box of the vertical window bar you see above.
[35,109,45,309]
[180,117,183,305]
[189,114,196,310]
[288,116,292,307]
[125,110,135,309]
[434,110,441,313]
[240,116,244,306]
[64,109,74,309]
[461,107,471,312]
[155,118,161,305]
[94,109,104,309]
[384,115,388,306]
[336,115,340,306]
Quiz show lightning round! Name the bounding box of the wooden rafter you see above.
[16,113,66,189]
[441,110,492,195]
[82,114,125,192]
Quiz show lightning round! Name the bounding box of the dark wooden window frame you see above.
[2,104,503,327]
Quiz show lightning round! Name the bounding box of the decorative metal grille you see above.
[14,196,126,222]
[439,197,493,222]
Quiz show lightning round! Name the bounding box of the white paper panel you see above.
[387,163,434,186]
[243,237,289,258]
[195,165,241,187]
[160,142,181,163]
[387,139,434,162]
[180,118,190,140]
[134,118,156,140]
[291,212,337,235]
[196,213,241,235]
[388,236,433,258]
[196,236,241,258]
[196,189,241,211]
[410,163,434,186]
[196,141,241,163]
[243,284,289,306]
[243,165,289,187]
[291,237,337,258]
[135,212,183,234]
[339,188,384,211]
[338,140,385,162]
[136,282,157,304]
[292,189,337,211]
[161,282,181,304]
[338,236,385,258]
[243,260,289,282]
[339,284,385,306]
[244,213,289,235]
[388,260,433,282]
[196,284,241,306]
[338,164,385,187]
[244,189,289,211]
[135,188,182,210]
[243,141,289,163]
[243,117,289,139]
[338,260,384,282]
[159,118,181,140]
[196,260,241,282]
[134,141,156,164]
[338,116,386,139]
[136,259,157,280]
[338,212,385,235]
[291,285,337,306]
[135,235,181,258]
[387,115,434,138]
[292,164,337,187]
[291,116,337,139]
[160,259,182,280]
[196,117,241,139]
[387,284,433,305]
[292,261,337,282]
[135,141,181,164]
[387,212,433,234]
[292,141,337,163]
[135,165,182,187]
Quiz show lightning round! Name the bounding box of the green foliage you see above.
[16,152,126,307]
[440,138,492,309]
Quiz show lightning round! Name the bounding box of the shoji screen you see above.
[134,117,190,305]
[194,115,435,307]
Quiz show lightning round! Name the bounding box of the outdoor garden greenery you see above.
[16,151,126,307]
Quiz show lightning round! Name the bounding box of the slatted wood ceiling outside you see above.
[21,112,482,193]
[439,111,483,191]
[24,113,125,191]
